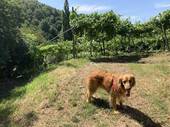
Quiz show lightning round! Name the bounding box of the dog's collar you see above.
[111,79,119,92]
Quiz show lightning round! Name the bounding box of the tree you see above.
[159,11,170,50]
[151,10,170,51]
[0,0,44,79]
[62,0,72,41]
[0,0,21,77]
[70,11,119,56]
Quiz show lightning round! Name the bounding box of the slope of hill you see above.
[0,53,170,127]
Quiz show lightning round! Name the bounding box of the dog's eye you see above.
[123,81,126,84]
[121,83,125,88]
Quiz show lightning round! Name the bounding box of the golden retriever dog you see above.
[84,69,135,113]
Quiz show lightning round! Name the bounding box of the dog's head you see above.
[119,74,136,97]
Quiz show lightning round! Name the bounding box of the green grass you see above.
[0,58,89,127]
[0,71,52,127]
[59,58,90,68]
[81,103,97,119]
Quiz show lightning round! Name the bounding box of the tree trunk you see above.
[162,36,166,51]
[128,36,131,52]
[99,41,103,56]
[161,24,169,51]
[72,34,76,58]
[90,40,93,57]
[102,41,106,56]
[132,37,136,52]
[164,29,169,50]
[120,36,124,51]
[113,37,117,55]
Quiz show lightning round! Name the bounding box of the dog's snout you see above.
[126,92,130,97]
[125,89,131,97]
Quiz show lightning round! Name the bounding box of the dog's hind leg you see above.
[86,89,92,103]
[86,85,98,103]
[86,88,96,103]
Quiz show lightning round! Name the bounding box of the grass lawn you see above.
[0,53,170,127]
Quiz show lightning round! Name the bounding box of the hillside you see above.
[10,0,62,41]
[0,53,170,127]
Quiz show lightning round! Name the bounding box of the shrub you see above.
[39,41,72,65]
[2,41,44,79]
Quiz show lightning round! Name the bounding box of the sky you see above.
[38,0,170,23]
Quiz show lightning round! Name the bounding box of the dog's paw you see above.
[113,110,120,114]
[117,104,124,110]
[86,99,90,103]
[86,98,92,103]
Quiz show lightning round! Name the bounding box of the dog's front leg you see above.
[117,97,124,109]
[109,95,116,108]
[109,94,119,114]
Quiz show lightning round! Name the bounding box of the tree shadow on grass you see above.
[0,78,39,126]
[0,107,38,127]
[92,98,162,127]
[0,74,43,126]
[0,64,59,100]
[90,53,150,63]
[0,106,14,126]
[0,79,27,100]
[15,111,38,127]
[0,79,27,126]
[0,63,66,126]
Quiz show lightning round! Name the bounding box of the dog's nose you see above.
[125,91,130,97]
[126,93,130,97]
[125,88,131,97]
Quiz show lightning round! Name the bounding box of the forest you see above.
[0,0,170,79]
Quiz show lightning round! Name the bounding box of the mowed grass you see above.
[129,63,170,123]
[0,53,170,127]
[0,59,89,127]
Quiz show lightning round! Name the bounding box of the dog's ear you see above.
[131,76,136,87]
[118,76,123,87]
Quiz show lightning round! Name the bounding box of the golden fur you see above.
[84,69,136,112]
